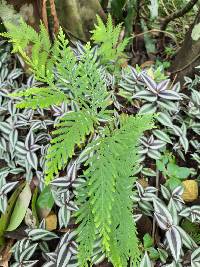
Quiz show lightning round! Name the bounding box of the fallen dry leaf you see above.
[182,180,198,202]
[45,212,57,231]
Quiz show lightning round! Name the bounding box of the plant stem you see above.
[160,0,199,31]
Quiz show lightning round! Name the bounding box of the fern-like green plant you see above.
[1,17,154,266]
[11,87,67,109]
[1,20,111,182]
[76,115,154,267]
[91,14,129,66]
[1,19,55,82]
[46,110,96,181]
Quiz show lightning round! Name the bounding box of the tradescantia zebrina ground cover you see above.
[0,15,199,267]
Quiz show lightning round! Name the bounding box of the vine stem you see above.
[42,0,49,31]
[132,29,179,48]
[49,0,59,35]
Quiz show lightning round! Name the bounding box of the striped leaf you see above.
[191,247,200,267]
[166,226,182,262]
[141,74,157,94]
[153,130,172,144]
[27,229,58,241]
[157,112,173,127]
[134,90,157,102]
[153,199,173,227]
[139,102,157,114]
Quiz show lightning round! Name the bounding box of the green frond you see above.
[86,142,116,251]
[78,44,112,117]
[76,114,154,266]
[75,182,96,267]
[1,19,39,52]
[2,20,112,113]
[76,203,96,267]
[109,174,140,267]
[54,39,112,117]
[11,87,67,109]
[1,19,54,82]
[53,30,81,102]
[91,14,130,65]
[45,110,96,183]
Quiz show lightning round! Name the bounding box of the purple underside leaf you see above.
[172,186,184,196]
[140,137,149,146]
[130,67,138,80]
[172,82,181,92]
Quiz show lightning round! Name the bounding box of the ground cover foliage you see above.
[0,11,200,267]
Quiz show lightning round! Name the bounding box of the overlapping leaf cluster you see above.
[0,13,200,267]
[0,17,155,267]
[119,65,200,173]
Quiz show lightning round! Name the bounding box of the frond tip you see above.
[91,14,130,65]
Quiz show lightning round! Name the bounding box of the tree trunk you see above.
[1,0,106,41]
[55,0,106,41]
[170,9,200,81]
[3,0,41,30]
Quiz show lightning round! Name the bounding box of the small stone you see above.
[45,212,57,231]
[182,180,198,202]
